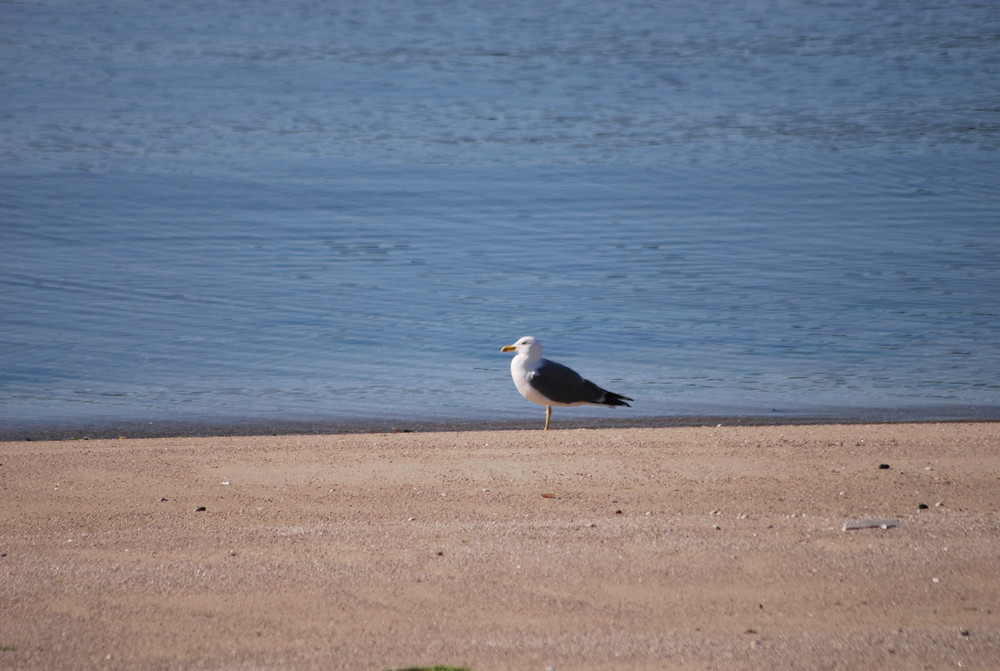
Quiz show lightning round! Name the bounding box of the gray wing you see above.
[529,359,631,406]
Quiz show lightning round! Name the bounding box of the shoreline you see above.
[4,406,1000,442]
[2,423,998,670]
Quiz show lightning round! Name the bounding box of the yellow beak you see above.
[500,345,517,352]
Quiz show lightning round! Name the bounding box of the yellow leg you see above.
[544,406,551,431]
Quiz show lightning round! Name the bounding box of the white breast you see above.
[510,357,551,406]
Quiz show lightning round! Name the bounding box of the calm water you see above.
[2,0,999,435]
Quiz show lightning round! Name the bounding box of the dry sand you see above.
[1,423,998,670]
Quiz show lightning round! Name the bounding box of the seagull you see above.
[500,336,633,430]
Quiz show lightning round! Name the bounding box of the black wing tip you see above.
[604,391,633,407]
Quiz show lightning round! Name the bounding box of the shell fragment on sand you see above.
[842,519,902,531]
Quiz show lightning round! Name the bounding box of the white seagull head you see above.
[500,336,543,361]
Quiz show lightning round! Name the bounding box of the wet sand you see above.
[2,423,998,670]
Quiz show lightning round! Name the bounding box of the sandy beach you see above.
[2,422,998,670]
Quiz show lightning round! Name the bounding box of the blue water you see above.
[2,0,1000,435]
